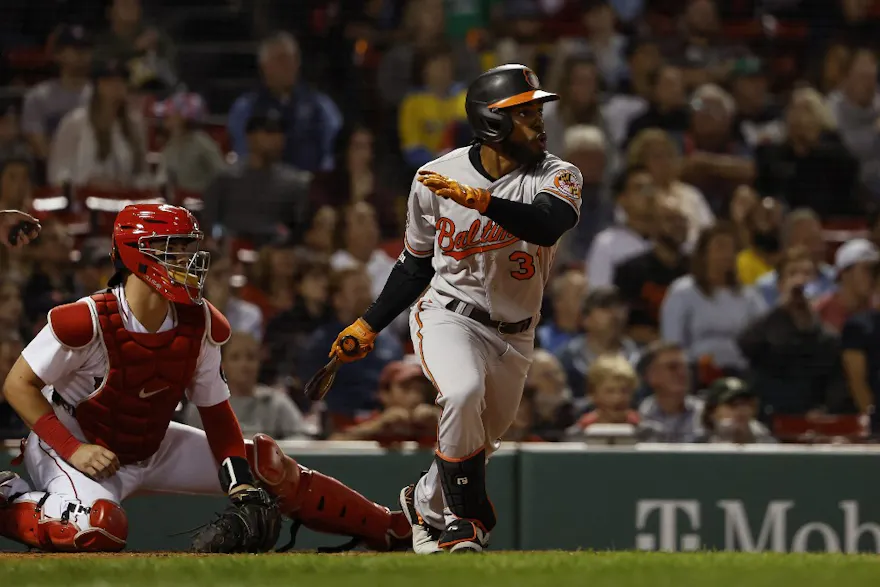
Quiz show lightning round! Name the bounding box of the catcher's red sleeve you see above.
[198,400,247,464]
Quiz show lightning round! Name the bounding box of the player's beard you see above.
[497,136,547,168]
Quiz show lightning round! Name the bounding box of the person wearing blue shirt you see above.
[228,32,342,173]
[754,208,836,306]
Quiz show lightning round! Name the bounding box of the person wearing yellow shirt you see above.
[398,47,467,169]
[736,196,783,285]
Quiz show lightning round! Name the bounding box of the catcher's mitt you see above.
[191,487,282,553]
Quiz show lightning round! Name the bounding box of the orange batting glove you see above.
[417,170,491,214]
[329,318,378,363]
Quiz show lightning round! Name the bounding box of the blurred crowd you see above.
[2,0,880,446]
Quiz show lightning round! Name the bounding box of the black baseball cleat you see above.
[399,483,442,554]
[437,519,489,553]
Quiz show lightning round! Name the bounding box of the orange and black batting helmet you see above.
[465,64,559,143]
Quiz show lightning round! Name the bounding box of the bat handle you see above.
[338,335,361,357]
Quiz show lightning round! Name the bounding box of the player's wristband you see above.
[219,456,256,495]
[32,412,83,461]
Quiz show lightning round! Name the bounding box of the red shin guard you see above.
[246,433,410,551]
[0,497,127,552]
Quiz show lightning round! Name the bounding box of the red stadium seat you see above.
[772,415,863,443]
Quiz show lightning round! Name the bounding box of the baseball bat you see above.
[303,336,361,401]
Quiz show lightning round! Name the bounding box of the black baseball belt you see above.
[444,300,532,335]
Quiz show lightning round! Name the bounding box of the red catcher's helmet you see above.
[110,204,210,305]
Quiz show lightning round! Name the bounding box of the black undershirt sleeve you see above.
[362,251,435,332]
[483,192,578,247]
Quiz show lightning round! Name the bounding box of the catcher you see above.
[0,203,410,553]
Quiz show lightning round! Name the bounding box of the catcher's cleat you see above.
[399,483,442,554]
[437,518,489,553]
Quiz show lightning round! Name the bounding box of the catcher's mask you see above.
[109,203,210,305]
[465,64,559,144]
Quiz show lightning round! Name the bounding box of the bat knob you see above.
[339,336,360,356]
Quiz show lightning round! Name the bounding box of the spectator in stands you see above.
[756,87,861,217]
[699,377,775,444]
[228,32,342,173]
[556,286,639,396]
[262,258,333,386]
[729,57,784,149]
[398,46,467,170]
[538,269,587,354]
[603,37,661,147]
[828,48,880,199]
[737,246,839,421]
[21,24,92,162]
[0,100,30,165]
[870,209,880,251]
[0,280,26,342]
[525,350,578,440]
[636,341,704,442]
[0,157,33,212]
[625,65,690,145]
[502,387,544,442]
[48,59,148,188]
[841,297,880,432]
[332,359,438,443]
[72,241,113,298]
[729,183,757,248]
[0,332,25,439]
[680,84,755,215]
[203,256,264,341]
[491,0,545,74]
[586,166,654,289]
[248,240,300,318]
[329,202,396,301]
[152,92,225,193]
[614,196,689,345]
[551,0,627,94]
[299,267,403,423]
[579,0,628,91]
[661,223,765,375]
[661,0,739,90]
[545,57,610,159]
[736,197,784,286]
[203,107,312,248]
[377,0,481,109]
[184,332,314,440]
[309,125,400,239]
[300,205,338,259]
[556,126,613,266]
[626,128,713,248]
[755,208,836,306]
[815,239,879,334]
[94,0,177,91]
[566,353,640,437]
[22,218,75,325]
[816,41,852,95]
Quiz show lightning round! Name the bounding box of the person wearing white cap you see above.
[814,238,880,333]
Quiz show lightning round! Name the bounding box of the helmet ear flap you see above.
[467,102,513,143]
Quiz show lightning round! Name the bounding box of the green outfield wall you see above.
[2,443,879,553]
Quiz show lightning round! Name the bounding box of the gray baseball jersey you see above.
[406,145,584,530]
[404,146,584,323]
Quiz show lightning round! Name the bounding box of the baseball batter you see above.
[329,64,583,553]
[0,204,410,553]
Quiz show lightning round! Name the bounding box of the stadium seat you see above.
[772,414,862,443]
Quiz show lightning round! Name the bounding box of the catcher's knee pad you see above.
[0,494,127,552]
[246,433,410,551]
[435,448,496,533]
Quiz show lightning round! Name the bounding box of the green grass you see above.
[3,551,879,587]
